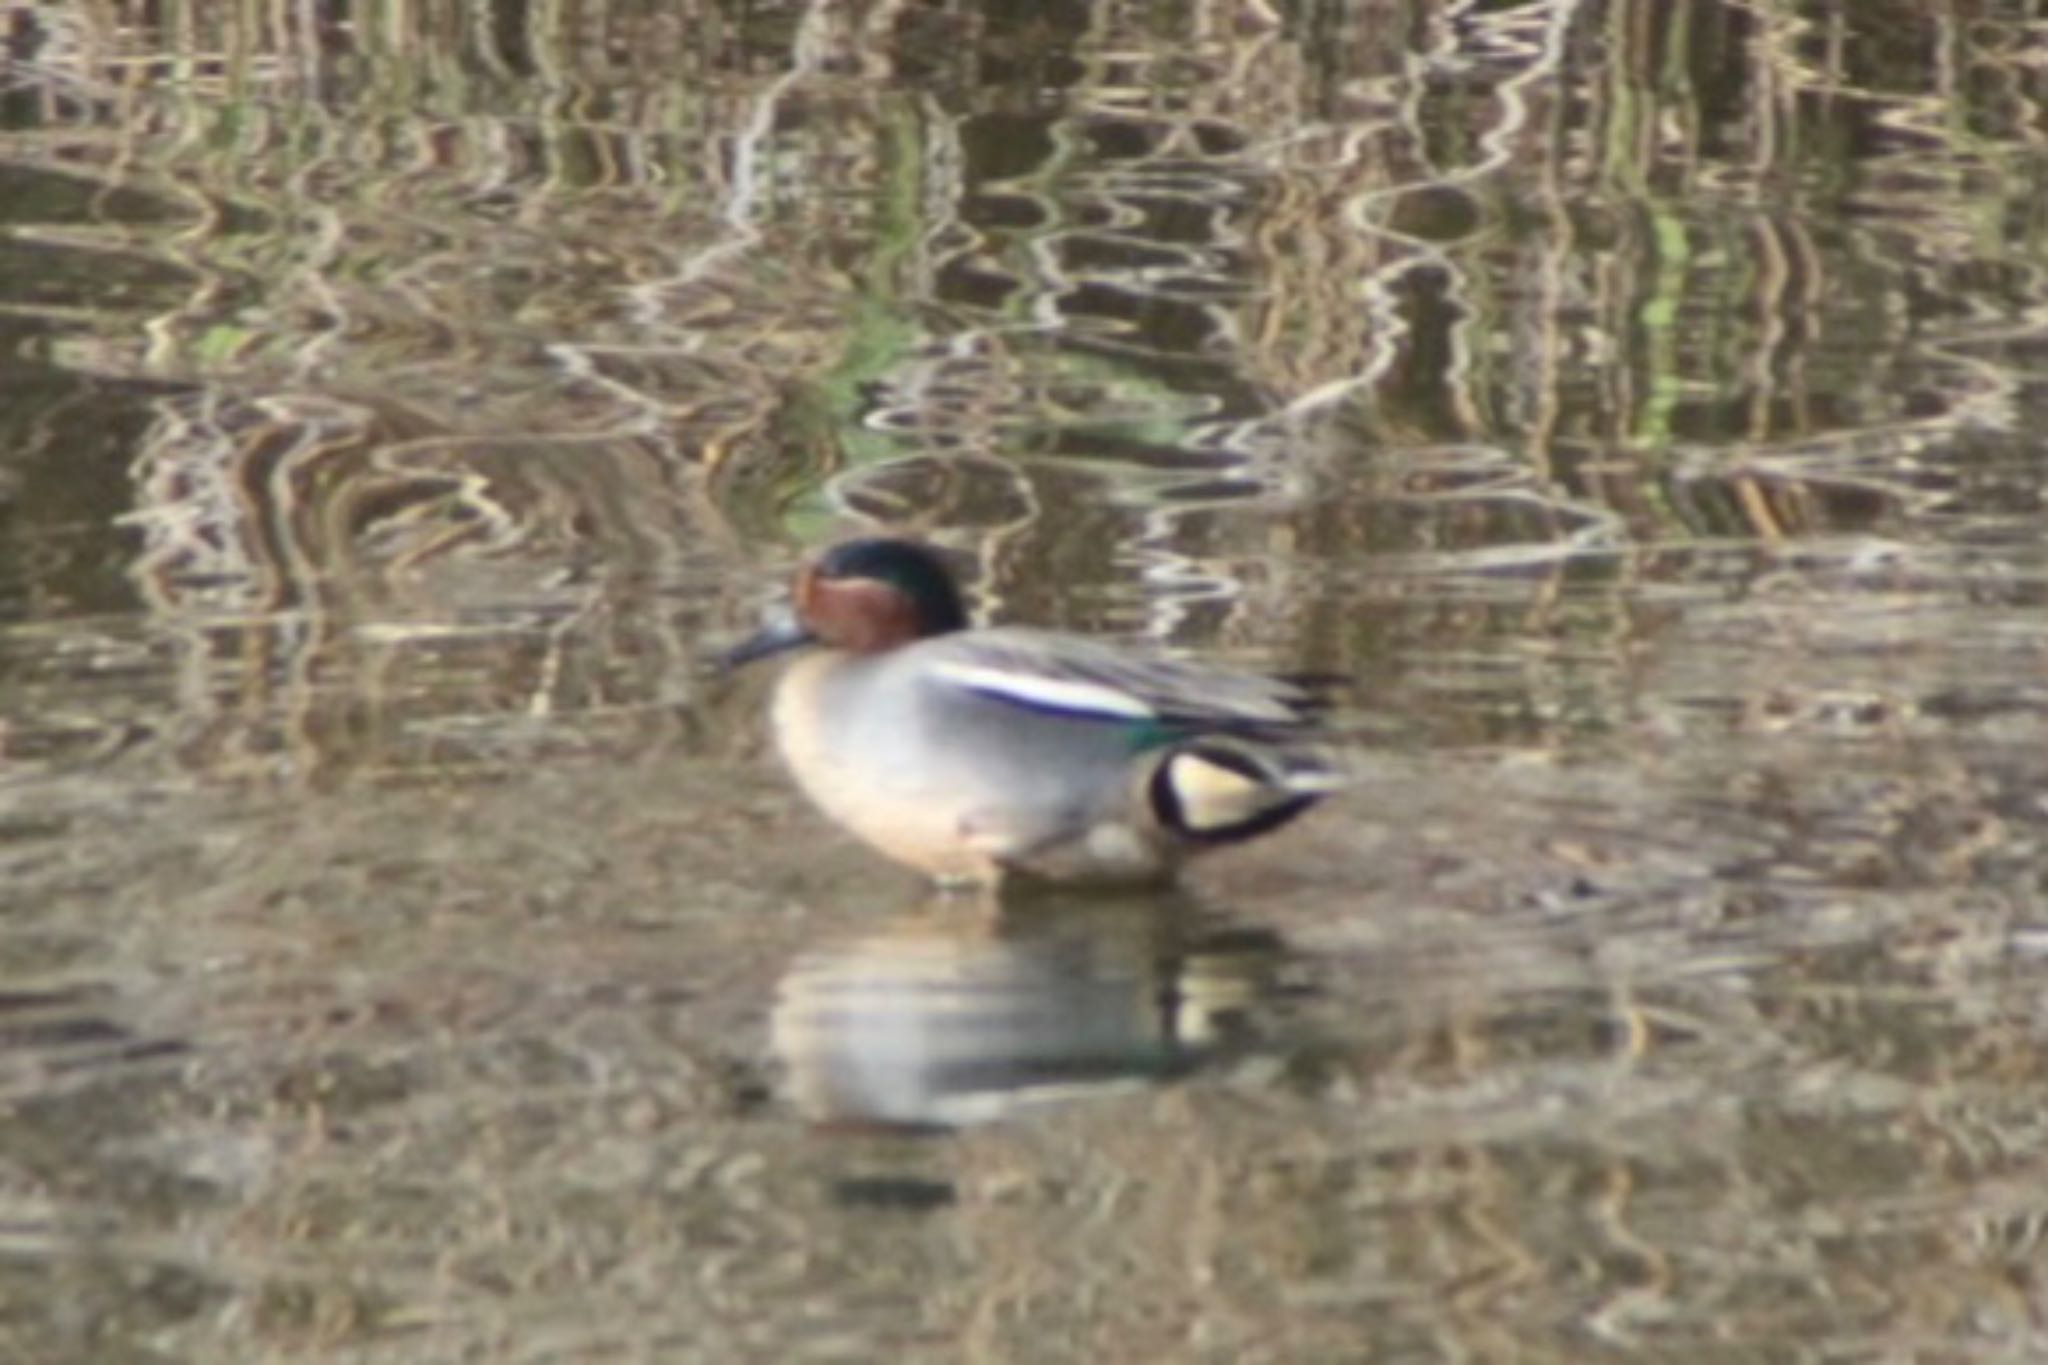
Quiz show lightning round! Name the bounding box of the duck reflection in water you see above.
[770,892,1298,1131]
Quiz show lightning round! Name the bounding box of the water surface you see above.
[3,1,2047,1360]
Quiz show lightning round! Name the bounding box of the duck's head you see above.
[726,538,971,666]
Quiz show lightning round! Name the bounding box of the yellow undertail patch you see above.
[1162,752,1269,832]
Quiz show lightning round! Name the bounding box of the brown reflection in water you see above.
[1,0,2038,770]
[0,733,2041,1359]
[123,390,726,783]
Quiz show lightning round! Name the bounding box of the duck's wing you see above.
[916,627,1322,733]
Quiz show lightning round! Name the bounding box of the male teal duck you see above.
[727,538,1343,888]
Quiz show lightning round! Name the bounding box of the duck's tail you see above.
[1147,738,1347,846]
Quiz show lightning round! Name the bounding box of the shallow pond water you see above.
[3,1,2048,1360]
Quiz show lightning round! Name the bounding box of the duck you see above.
[725,537,1343,888]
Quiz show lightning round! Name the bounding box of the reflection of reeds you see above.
[123,387,733,781]
[5,0,2044,769]
[7,0,924,778]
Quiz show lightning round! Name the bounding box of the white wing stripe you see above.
[931,661,1158,719]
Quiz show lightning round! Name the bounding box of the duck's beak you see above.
[723,612,815,670]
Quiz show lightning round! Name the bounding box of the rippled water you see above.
[4,1,2048,1360]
